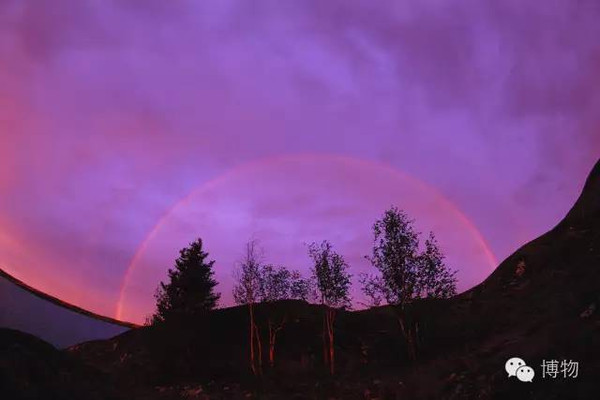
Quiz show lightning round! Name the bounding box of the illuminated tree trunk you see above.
[321,306,336,375]
[398,315,417,362]
[327,307,336,375]
[322,307,329,367]
[254,322,263,374]
[268,325,275,367]
[248,303,262,375]
[267,318,285,367]
[249,303,256,375]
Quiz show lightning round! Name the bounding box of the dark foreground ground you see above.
[2,161,599,400]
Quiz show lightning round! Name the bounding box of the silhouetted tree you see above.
[257,264,312,367]
[233,240,264,376]
[363,206,457,360]
[308,240,352,375]
[289,270,312,302]
[358,273,385,307]
[417,232,457,299]
[152,238,220,324]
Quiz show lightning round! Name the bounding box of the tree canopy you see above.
[308,240,352,309]
[152,238,220,323]
[362,206,457,307]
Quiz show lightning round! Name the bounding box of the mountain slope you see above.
[0,328,124,400]
[399,159,600,398]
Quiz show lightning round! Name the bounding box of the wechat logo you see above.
[505,357,535,382]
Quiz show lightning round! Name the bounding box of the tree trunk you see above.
[269,333,275,367]
[249,303,256,375]
[254,322,263,375]
[248,303,263,375]
[267,318,285,368]
[322,309,329,367]
[327,308,336,375]
[398,315,417,362]
[268,321,273,367]
[268,327,278,368]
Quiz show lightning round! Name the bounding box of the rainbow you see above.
[115,153,498,321]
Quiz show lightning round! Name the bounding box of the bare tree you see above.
[363,207,457,361]
[308,240,352,375]
[232,240,263,376]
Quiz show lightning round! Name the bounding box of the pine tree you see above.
[153,238,220,324]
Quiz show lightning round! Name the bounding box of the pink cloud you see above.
[0,0,597,322]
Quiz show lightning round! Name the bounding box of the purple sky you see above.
[0,0,598,324]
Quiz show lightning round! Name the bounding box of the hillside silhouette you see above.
[2,160,599,399]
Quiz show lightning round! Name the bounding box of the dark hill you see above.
[394,159,600,398]
[0,328,123,400]
[3,159,599,399]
